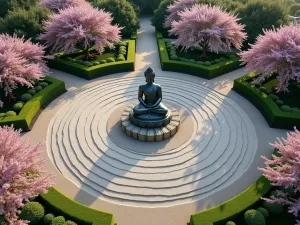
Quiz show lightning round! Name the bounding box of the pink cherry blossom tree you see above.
[169,4,247,58]
[164,0,196,28]
[39,4,122,60]
[0,125,54,224]
[259,128,300,224]
[0,34,48,104]
[39,0,91,12]
[239,25,300,93]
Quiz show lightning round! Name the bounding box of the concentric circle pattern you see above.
[47,76,257,207]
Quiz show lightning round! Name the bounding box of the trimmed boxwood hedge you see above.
[156,32,242,79]
[233,73,300,130]
[190,176,271,225]
[0,76,66,131]
[47,40,135,80]
[39,188,114,225]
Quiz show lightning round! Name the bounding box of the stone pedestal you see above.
[121,104,180,142]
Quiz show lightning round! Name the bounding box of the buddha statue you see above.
[129,67,172,128]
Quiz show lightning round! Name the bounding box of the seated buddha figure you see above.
[133,67,168,116]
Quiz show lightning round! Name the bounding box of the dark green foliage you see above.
[44,213,55,225]
[276,100,284,106]
[100,60,107,64]
[95,0,139,38]
[295,9,300,16]
[6,111,16,116]
[19,202,45,225]
[170,55,178,60]
[106,57,115,62]
[50,216,65,225]
[92,61,100,65]
[237,0,289,48]
[204,61,211,66]
[82,61,93,67]
[0,0,38,18]
[262,201,284,215]
[290,3,300,15]
[226,221,236,225]
[28,89,36,95]
[129,0,162,14]
[35,86,43,92]
[151,0,174,34]
[63,221,77,225]
[243,209,265,225]
[20,93,32,102]
[196,0,242,13]
[268,94,279,101]
[12,102,24,112]
[292,107,300,112]
[39,82,49,88]
[0,6,50,43]
[281,105,292,112]
[257,207,269,219]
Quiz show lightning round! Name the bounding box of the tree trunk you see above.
[84,47,90,61]
[200,47,208,58]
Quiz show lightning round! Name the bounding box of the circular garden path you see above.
[23,17,288,225]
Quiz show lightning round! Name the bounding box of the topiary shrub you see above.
[170,55,178,60]
[12,102,24,112]
[262,201,284,215]
[243,209,266,225]
[63,221,77,225]
[28,89,36,95]
[237,0,289,48]
[189,59,195,63]
[44,213,55,225]
[106,57,115,62]
[0,6,50,43]
[280,105,292,112]
[214,59,221,64]
[204,61,211,66]
[292,107,300,113]
[229,54,237,59]
[20,93,32,102]
[268,94,279,101]
[0,113,6,117]
[257,207,269,219]
[82,61,93,67]
[225,221,236,225]
[50,216,65,225]
[275,100,284,106]
[196,61,204,64]
[92,61,100,66]
[76,59,83,64]
[117,57,125,61]
[99,60,107,64]
[39,82,49,88]
[64,57,73,61]
[19,202,45,225]
[219,57,227,62]
[35,86,43,92]
[259,86,267,93]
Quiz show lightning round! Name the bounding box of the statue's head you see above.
[144,67,155,84]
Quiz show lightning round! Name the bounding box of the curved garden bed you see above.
[38,188,114,225]
[0,76,66,131]
[156,32,242,79]
[233,73,300,130]
[47,39,136,80]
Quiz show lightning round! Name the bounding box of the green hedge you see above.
[0,76,66,131]
[233,73,300,130]
[47,40,135,80]
[39,188,114,225]
[157,38,242,79]
[190,176,271,225]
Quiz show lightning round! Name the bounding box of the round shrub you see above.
[119,50,127,55]
[280,105,292,112]
[106,57,115,62]
[229,55,237,59]
[170,55,178,60]
[189,59,195,63]
[39,82,49,88]
[95,0,140,38]
[275,100,284,106]
[12,102,24,112]
[219,57,227,62]
[257,207,269,219]
[92,61,100,66]
[44,213,55,225]
[82,61,93,67]
[63,221,77,225]
[262,201,283,215]
[214,59,221,64]
[99,60,107,64]
[28,89,36,95]
[76,60,83,64]
[65,57,73,61]
[50,216,65,225]
[259,86,267,93]
[117,57,125,61]
[119,46,126,50]
[118,54,125,58]
[243,209,265,225]
[118,42,127,47]
[35,86,43,92]
[0,113,6,118]
[19,202,44,225]
[196,61,204,64]
[226,222,236,225]
[20,93,32,102]
[268,94,279,101]
[151,0,174,34]
[292,107,300,113]
[204,61,211,66]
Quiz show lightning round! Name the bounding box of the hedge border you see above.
[190,176,271,225]
[233,73,300,130]
[0,76,66,131]
[39,188,114,225]
[156,32,242,79]
[47,40,136,80]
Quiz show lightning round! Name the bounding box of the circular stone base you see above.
[121,104,180,142]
